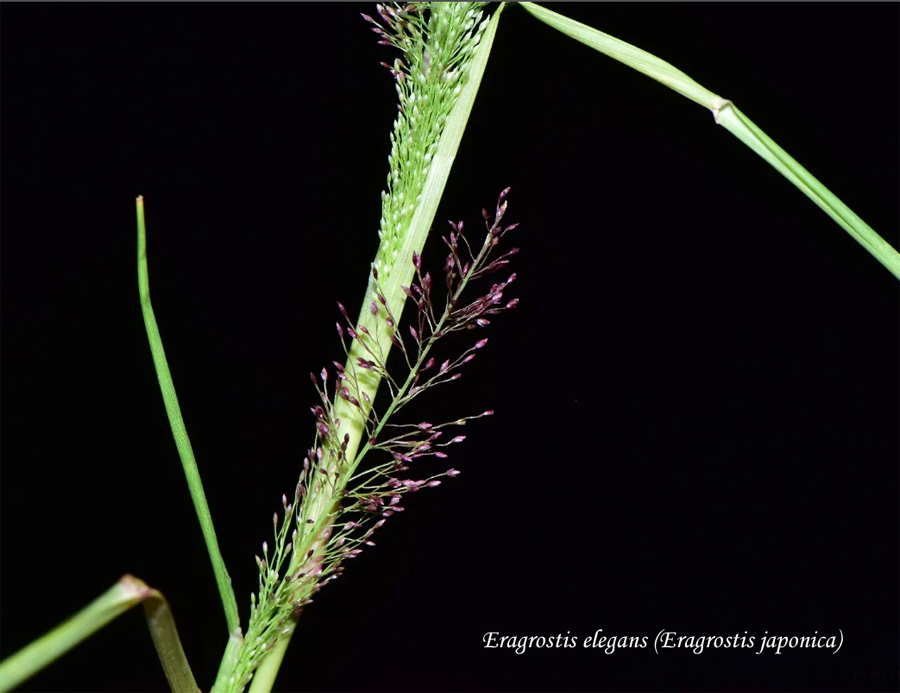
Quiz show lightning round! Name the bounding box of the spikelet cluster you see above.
[363,3,489,282]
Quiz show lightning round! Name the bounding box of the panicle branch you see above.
[236,190,520,687]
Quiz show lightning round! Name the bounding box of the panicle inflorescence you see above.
[228,5,501,688]
[235,189,519,687]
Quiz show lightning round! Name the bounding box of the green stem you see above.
[211,629,245,693]
[137,196,241,635]
[0,575,199,693]
[519,1,900,279]
[143,581,203,693]
[242,621,293,693]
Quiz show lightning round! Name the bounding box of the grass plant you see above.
[1,3,896,692]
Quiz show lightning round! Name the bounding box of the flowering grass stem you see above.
[242,5,506,692]
[2,3,893,692]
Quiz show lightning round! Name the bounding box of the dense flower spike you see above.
[363,2,489,284]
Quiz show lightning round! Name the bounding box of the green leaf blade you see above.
[519,2,900,279]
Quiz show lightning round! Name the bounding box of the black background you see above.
[2,3,898,692]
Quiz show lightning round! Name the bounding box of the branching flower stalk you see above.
[211,4,509,690]
[228,199,519,690]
